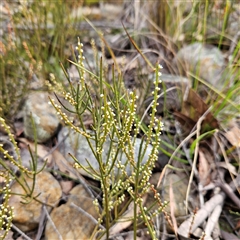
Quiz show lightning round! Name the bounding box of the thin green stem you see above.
[203,0,209,42]
[218,0,231,48]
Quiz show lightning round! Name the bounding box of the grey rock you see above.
[174,42,225,88]
[23,92,60,143]
[58,126,153,178]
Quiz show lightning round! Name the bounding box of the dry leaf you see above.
[198,150,211,186]
[235,220,240,230]
[173,111,196,131]
[216,162,237,176]
[18,138,52,164]
[60,180,75,194]
[225,125,240,147]
[174,89,219,132]
[169,179,178,235]
[52,150,77,179]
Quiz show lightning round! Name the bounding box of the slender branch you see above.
[43,205,63,240]
[11,224,33,240]
[70,202,105,229]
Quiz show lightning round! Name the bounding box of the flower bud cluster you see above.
[46,73,64,94]
[48,98,90,138]
[138,64,164,193]
[117,91,137,167]
[99,97,116,146]
[93,198,101,216]
[46,74,76,106]
[75,38,85,85]
[148,64,163,136]
[0,172,14,239]
[90,39,97,62]
[0,118,32,174]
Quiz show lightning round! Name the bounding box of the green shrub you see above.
[48,38,166,239]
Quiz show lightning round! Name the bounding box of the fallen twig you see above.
[178,174,240,238]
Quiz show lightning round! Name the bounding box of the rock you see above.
[45,184,98,240]
[9,171,62,232]
[174,42,225,88]
[162,173,188,218]
[23,92,60,143]
[57,126,153,178]
[147,73,191,113]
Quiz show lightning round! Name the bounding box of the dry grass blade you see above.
[122,22,155,71]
